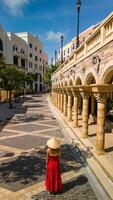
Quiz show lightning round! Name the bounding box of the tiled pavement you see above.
[0,94,97,200]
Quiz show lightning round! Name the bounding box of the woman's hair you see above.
[49,148,61,156]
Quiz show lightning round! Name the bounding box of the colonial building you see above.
[52,12,113,155]
[0,25,48,92]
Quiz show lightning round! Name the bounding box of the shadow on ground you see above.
[0,144,82,191]
[32,176,97,200]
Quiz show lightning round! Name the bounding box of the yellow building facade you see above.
[51,12,113,155]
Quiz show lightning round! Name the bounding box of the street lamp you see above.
[55,50,57,65]
[76,0,81,48]
[61,35,64,63]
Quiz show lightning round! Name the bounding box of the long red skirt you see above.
[45,156,62,192]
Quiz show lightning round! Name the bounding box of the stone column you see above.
[52,91,54,104]
[89,93,95,123]
[61,91,64,113]
[59,91,62,111]
[91,93,95,115]
[57,91,60,110]
[81,92,90,138]
[67,90,72,122]
[56,91,58,108]
[78,95,82,114]
[54,92,56,106]
[94,93,109,155]
[72,92,79,128]
[55,91,57,107]
[63,91,67,116]
[60,91,63,112]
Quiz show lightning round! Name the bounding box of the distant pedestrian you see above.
[45,138,62,195]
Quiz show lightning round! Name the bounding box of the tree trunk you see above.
[9,90,13,109]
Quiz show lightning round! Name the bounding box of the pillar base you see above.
[73,124,78,128]
[67,118,72,122]
[82,135,89,139]
[96,150,105,155]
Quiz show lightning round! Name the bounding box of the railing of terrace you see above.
[52,12,113,79]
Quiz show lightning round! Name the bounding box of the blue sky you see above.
[0,0,113,63]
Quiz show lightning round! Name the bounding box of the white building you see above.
[7,32,28,70]
[0,25,48,92]
[15,32,48,91]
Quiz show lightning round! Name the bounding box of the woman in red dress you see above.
[45,138,62,194]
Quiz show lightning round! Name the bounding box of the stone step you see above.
[87,158,113,200]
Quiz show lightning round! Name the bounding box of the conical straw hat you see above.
[47,138,61,149]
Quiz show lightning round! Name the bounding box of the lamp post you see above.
[76,0,81,48]
[61,35,64,64]
[55,50,57,65]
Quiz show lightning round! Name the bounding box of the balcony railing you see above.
[52,12,113,79]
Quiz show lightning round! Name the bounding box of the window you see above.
[39,65,42,71]
[29,43,32,48]
[68,48,69,53]
[21,59,25,67]
[21,49,25,54]
[35,56,38,61]
[40,58,41,62]
[13,45,18,52]
[0,39,3,51]
[29,62,33,68]
[35,47,37,51]
[13,56,18,65]
[30,53,32,57]
[40,50,42,54]
[34,63,38,68]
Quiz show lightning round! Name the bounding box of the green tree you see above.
[0,56,6,70]
[44,63,60,89]
[25,72,35,91]
[0,65,20,108]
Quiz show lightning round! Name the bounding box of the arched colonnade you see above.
[51,68,113,155]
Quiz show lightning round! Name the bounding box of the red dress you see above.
[45,154,62,192]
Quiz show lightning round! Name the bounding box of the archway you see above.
[69,79,73,86]
[102,69,113,127]
[85,73,96,85]
[76,77,82,85]
[85,73,97,119]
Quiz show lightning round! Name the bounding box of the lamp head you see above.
[76,0,81,9]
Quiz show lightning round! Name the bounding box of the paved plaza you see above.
[0,94,97,199]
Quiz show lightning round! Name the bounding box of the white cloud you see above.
[46,31,64,41]
[1,0,29,16]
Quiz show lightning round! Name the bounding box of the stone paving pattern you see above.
[0,94,97,199]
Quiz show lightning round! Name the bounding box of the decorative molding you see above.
[92,55,101,73]
[94,92,109,103]
[72,91,80,97]
[81,92,91,99]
